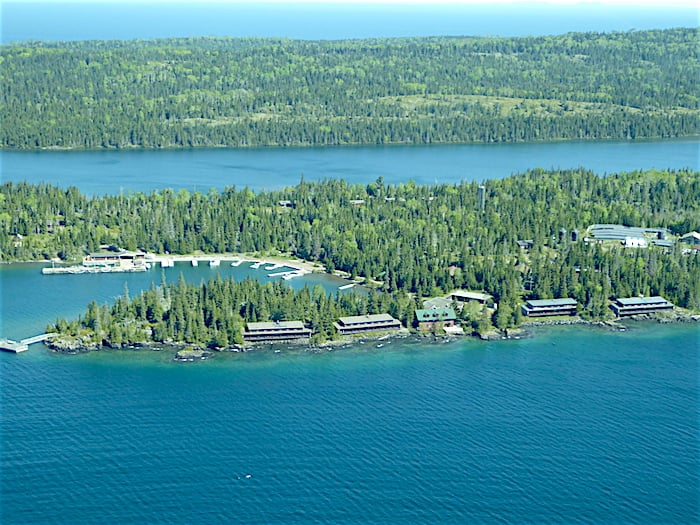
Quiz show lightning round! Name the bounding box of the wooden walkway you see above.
[21,333,55,345]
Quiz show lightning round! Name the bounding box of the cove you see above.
[2,138,698,195]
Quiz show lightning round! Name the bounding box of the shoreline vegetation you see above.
[46,311,700,361]
[2,28,698,359]
[1,29,698,150]
[2,168,699,359]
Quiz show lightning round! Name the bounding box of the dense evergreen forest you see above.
[1,28,697,149]
[49,277,414,348]
[3,169,699,337]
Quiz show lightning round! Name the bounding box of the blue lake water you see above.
[1,4,699,519]
[2,139,698,195]
[0,322,698,524]
[0,137,699,522]
[1,2,696,43]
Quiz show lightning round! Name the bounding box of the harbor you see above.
[40,251,321,280]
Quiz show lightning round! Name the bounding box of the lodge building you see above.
[447,290,494,307]
[610,296,674,317]
[333,313,402,335]
[243,321,312,343]
[521,298,578,317]
[415,307,457,331]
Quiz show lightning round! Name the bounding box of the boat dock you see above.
[0,339,29,353]
[1,333,55,353]
[42,265,148,275]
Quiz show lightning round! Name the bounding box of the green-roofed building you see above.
[415,307,457,332]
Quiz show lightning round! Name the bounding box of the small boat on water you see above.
[209,259,220,267]
[191,259,198,267]
[269,270,293,277]
[338,283,355,290]
[251,261,265,269]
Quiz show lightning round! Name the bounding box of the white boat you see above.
[269,270,293,277]
[209,259,220,267]
[338,283,355,290]
[283,271,305,280]
[191,259,198,267]
[231,259,243,267]
[160,259,174,268]
[251,261,265,269]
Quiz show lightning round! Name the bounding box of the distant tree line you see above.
[1,28,697,149]
[3,168,700,329]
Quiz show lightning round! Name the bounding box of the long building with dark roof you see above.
[243,321,311,342]
[522,298,578,317]
[610,296,674,317]
[334,314,402,335]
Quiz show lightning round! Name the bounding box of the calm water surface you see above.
[2,139,698,195]
[0,323,698,524]
[0,141,698,525]
[2,2,696,43]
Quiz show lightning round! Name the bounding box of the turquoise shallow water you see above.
[1,323,698,524]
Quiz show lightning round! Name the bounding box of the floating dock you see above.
[1,333,55,353]
[42,265,148,275]
[0,339,29,353]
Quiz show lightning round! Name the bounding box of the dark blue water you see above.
[1,322,698,524]
[2,139,698,195]
[1,2,696,43]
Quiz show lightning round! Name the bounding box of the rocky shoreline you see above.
[46,310,699,361]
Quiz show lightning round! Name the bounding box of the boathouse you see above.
[415,307,457,332]
[83,250,147,268]
[333,313,402,335]
[243,320,312,343]
[610,296,674,317]
[521,298,578,317]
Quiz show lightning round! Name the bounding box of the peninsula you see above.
[2,168,696,354]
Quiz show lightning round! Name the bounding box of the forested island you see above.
[2,168,698,350]
[1,28,698,150]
